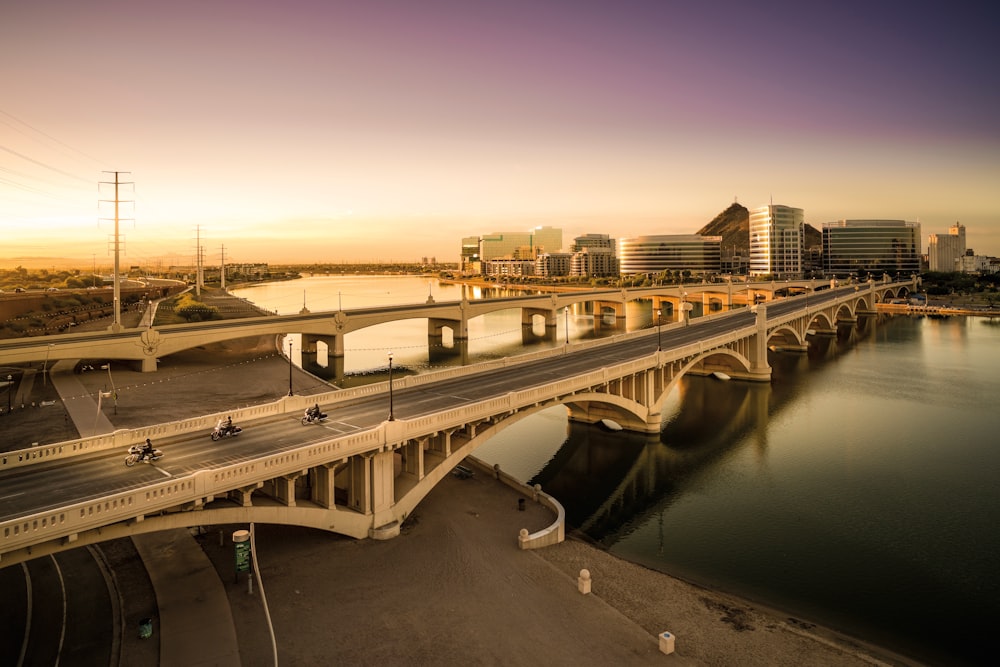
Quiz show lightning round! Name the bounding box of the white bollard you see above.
[577,568,591,594]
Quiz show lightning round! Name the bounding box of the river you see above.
[233,275,999,666]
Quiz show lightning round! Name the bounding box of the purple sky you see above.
[2,0,998,264]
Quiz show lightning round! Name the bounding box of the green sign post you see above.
[233,529,251,587]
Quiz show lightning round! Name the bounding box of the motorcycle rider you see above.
[308,404,321,419]
[141,438,155,461]
[225,415,233,434]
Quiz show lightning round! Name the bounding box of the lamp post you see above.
[287,338,294,396]
[103,363,117,415]
[387,351,395,421]
[6,374,12,413]
[656,308,662,351]
[564,307,569,345]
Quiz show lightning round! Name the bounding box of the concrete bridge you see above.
[0,280,911,565]
[0,277,913,377]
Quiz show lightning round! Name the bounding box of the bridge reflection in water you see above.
[502,314,884,548]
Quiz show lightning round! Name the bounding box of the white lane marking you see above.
[18,562,32,667]
[151,465,173,478]
[0,491,25,501]
[52,554,67,667]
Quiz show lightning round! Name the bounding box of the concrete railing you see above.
[1,327,758,556]
[0,306,757,472]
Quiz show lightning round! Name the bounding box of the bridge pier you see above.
[593,301,625,334]
[265,471,304,507]
[230,483,262,507]
[748,303,773,382]
[400,439,425,480]
[300,334,342,380]
[310,463,338,508]
[521,307,557,344]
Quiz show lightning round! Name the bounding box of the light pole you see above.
[6,374,12,413]
[287,338,294,396]
[656,308,662,351]
[103,363,117,415]
[387,351,395,421]
[564,307,569,345]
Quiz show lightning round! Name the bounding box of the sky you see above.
[2,0,998,267]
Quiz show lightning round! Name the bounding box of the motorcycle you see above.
[125,444,163,467]
[211,421,243,441]
[301,409,328,425]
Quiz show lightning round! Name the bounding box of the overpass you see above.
[0,281,909,565]
[0,277,914,377]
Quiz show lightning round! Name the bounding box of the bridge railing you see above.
[1,317,763,556]
[0,304,728,471]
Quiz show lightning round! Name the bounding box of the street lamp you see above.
[387,351,395,421]
[656,308,662,351]
[287,337,294,396]
[564,307,569,345]
[6,374,12,413]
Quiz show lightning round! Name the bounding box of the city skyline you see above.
[2,0,998,266]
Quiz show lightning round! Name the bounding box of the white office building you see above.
[749,204,804,278]
[928,223,966,272]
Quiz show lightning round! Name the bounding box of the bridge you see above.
[0,277,913,378]
[0,280,911,566]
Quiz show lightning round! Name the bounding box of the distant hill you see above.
[696,203,821,255]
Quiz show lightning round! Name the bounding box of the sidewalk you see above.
[48,360,115,437]
[132,530,241,667]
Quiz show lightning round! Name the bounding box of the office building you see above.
[619,235,722,275]
[928,223,966,272]
[570,247,619,277]
[749,204,804,278]
[479,226,563,261]
[822,220,921,276]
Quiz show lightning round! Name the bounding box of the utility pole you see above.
[99,171,133,332]
[220,243,227,290]
[195,225,203,297]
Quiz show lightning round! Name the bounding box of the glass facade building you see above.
[822,220,921,276]
[749,204,804,278]
[619,235,721,274]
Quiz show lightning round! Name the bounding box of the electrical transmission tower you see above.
[99,171,134,332]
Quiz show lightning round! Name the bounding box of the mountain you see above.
[696,203,822,256]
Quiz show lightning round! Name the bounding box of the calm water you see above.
[235,276,1000,666]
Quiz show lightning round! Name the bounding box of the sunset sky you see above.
[2,0,998,267]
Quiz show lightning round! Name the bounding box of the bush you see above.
[175,294,220,322]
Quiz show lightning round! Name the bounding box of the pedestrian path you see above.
[48,360,114,437]
[132,530,241,667]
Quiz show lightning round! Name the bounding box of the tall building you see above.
[570,247,619,277]
[534,253,572,277]
[822,220,921,276]
[478,226,563,261]
[928,223,966,272]
[619,235,721,275]
[570,233,616,253]
[749,204,804,278]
